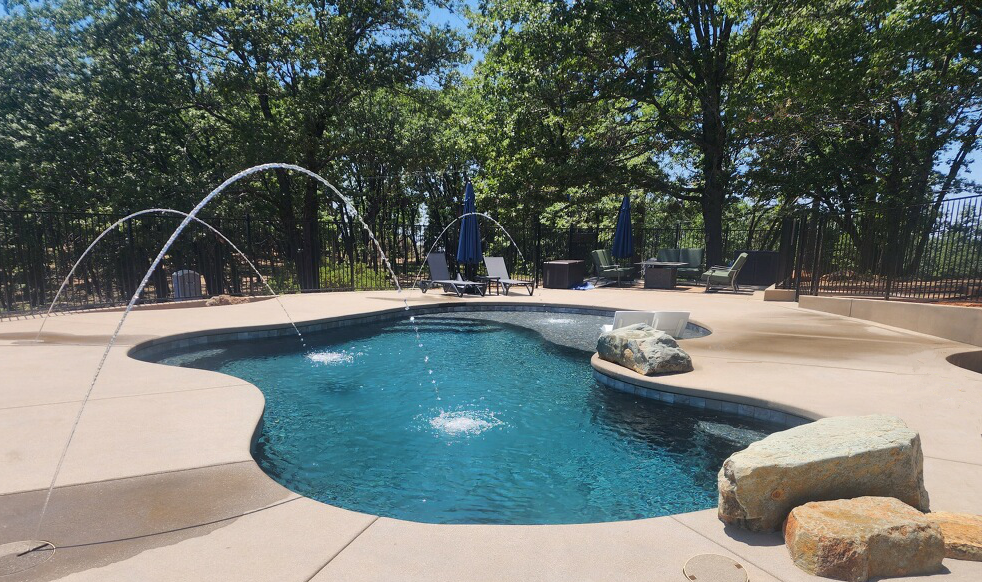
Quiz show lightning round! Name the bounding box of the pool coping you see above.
[590,359,813,428]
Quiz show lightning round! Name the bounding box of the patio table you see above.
[475,275,501,296]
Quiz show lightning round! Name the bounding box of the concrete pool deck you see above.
[1,288,981,581]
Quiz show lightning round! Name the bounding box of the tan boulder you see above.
[927,511,982,561]
[596,323,693,376]
[205,294,251,306]
[784,497,945,582]
[718,415,929,532]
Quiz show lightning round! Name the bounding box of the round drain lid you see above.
[682,554,748,582]
[0,541,55,576]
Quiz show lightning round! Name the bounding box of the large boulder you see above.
[784,497,945,582]
[596,323,693,376]
[718,415,929,532]
[926,511,982,561]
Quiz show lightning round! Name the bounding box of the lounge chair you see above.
[702,252,749,292]
[419,253,486,297]
[590,249,634,286]
[600,310,690,338]
[483,256,534,296]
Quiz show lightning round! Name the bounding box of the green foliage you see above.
[0,0,979,280]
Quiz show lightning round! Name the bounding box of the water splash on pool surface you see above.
[306,350,355,365]
[427,409,504,436]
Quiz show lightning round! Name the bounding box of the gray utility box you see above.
[172,269,204,300]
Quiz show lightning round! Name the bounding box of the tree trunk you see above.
[700,124,728,266]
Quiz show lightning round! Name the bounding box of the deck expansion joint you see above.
[304,515,381,582]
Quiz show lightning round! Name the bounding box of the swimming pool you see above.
[149,310,777,524]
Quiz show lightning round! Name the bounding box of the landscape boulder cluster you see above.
[718,415,982,581]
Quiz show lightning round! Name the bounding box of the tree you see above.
[472,0,781,265]
[751,0,981,271]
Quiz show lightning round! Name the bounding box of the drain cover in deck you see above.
[682,554,748,582]
[0,541,55,576]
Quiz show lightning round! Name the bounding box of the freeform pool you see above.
[149,311,777,524]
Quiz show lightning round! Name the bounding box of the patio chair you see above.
[483,256,534,296]
[678,248,705,280]
[419,253,486,297]
[590,249,635,287]
[702,252,749,292]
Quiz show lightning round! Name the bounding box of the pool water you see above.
[151,312,776,524]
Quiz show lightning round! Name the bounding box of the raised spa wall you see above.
[131,302,805,428]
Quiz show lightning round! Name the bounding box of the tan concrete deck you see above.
[1,288,981,581]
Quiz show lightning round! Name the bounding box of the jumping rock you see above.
[596,323,693,375]
[718,415,929,532]
[784,496,944,582]
[926,511,982,561]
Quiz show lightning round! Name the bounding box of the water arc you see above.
[31,163,395,539]
[34,208,304,344]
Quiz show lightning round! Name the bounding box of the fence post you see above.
[348,231,355,291]
[534,219,542,284]
[883,204,905,301]
[245,214,254,294]
[792,214,808,300]
[776,216,794,288]
[127,219,136,299]
[675,222,682,248]
[809,213,825,296]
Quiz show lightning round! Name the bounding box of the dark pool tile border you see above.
[129,303,620,361]
[591,369,811,428]
[130,301,799,427]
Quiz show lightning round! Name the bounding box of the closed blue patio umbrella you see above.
[456,181,482,267]
[611,195,634,259]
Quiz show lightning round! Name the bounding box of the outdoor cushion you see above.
[656,248,681,262]
[702,253,748,291]
[678,248,705,279]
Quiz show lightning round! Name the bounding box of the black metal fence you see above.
[6,192,975,320]
[0,206,778,319]
[778,194,982,302]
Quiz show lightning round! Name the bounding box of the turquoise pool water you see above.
[151,311,775,524]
